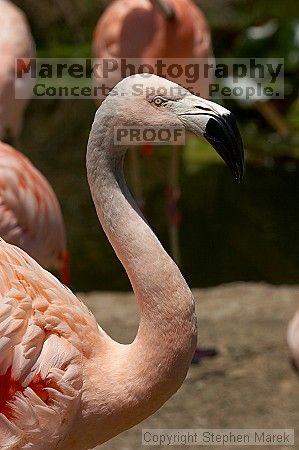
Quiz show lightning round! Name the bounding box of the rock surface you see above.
[79,283,298,450]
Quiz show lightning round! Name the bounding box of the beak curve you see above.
[178,97,245,181]
[203,113,245,182]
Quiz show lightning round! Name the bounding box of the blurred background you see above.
[14,0,299,292]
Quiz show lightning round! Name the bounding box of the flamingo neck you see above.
[83,111,197,445]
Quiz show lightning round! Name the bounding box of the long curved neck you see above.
[82,110,196,446]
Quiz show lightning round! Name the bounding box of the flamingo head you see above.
[97,74,245,181]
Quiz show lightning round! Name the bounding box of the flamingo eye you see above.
[153,96,166,106]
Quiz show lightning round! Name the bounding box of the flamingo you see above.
[0,141,69,285]
[93,0,214,266]
[287,309,299,371]
[0,74,244,449]
[0,0,35,144]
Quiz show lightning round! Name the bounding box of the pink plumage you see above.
[93,0,213,63]
[0,141,69,283]
[93,0,213,98]
[0,73,244,449]
[0,0,35,141]
[0,239,96,448]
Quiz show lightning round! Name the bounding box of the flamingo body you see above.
[0,239,97,449]
[0,0,35,140]
[0,142,67,277]
[93,0,212,58]
[0,74,244,449]
[93,0,213,97]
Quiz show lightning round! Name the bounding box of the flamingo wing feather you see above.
[0,239,101,449]
[0,142,66,271]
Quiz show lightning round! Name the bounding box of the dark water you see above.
[181,161,299,287]
[19,99,299,291]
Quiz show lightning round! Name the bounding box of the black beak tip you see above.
[204,113,245,182]
[234,160,246,183]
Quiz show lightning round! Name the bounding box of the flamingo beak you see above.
[203,112,245,182]
[178,98,245,181]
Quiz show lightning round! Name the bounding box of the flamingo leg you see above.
[166,145,181,267]
[129,146,145,211]
[59,250,71,287]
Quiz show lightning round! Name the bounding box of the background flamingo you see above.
[0,141,69,285]
[0,0,35,144]
[287,309,299,370]
[0,74,244,449]
[93,0,214,266]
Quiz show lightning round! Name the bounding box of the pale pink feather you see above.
[0,0,35,140]
[0,238,102,449]
[0,141,67,274]
[93,0,214,98]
